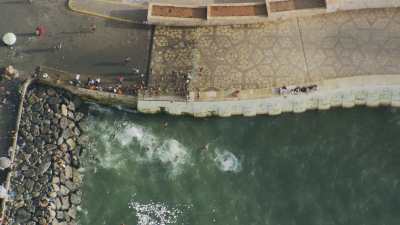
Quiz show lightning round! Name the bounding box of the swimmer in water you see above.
[199,144,209,152]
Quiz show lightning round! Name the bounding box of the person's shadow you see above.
[0,1,27,4]
[15,32,35,37]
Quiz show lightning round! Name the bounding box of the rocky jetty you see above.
[4,85,88,225]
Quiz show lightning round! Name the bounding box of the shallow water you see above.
[79,105,400,225]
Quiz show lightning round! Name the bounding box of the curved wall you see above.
[148,0,399,26]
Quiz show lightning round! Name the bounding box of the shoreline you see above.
[33,73,400,117]
[139,75,400,117]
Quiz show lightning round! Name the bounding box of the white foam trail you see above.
[116,125,146,146]
[88,102,113,114]
[154,140,189,175]
[91,121,190,176]
[128,199,183,225]
[214,149,242,173]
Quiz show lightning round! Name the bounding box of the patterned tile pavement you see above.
[149,8,400,94]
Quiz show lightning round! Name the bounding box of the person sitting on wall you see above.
[70,74,80,86]
[117,87,123,95]
[232,90,240,97]
[300,86,308,93]
[307,84,318,92]
[279,86,288,95]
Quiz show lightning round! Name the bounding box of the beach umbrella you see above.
[2,33,17,46]
[0,157,11,170]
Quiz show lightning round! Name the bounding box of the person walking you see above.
[124,57,131,64]
[54,42,62,51]
[35,25,46,37]
[90,24,96,33]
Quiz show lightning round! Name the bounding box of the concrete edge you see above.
[36,79,138,109]
[67,0,146,24]
[137,84,400,117]
[0,79,33,221]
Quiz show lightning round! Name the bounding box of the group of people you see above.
[86,77,102,91]
[278,84,318,96]
[150,70,192,99]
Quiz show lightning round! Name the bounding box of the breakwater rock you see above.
[4,85,87,225]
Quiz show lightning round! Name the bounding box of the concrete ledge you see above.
[138,85,400,117]
[37,79,138,109]
[138,75,400,117]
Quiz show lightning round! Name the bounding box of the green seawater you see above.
[79,105,400,225]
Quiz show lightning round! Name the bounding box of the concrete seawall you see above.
[33,74,400,118]
[138,76,400,117]
[0,79,32,222]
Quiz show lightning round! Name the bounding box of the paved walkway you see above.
[0,0,152,155]
[149,8,400,100]
[0,0,152,78]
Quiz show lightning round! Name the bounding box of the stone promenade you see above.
[149,8,400,99]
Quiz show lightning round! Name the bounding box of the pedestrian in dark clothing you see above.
[124,57,131,64]
[90,24,96,33]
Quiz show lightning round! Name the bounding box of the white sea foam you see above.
[95,122,190,176]
[116,125,146,146]
[98,140,125,169]
[214,149,242,173]
[128,199,183,225]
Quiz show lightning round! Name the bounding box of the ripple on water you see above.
[214,149,242,173]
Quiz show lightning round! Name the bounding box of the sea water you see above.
[78,105,400,225]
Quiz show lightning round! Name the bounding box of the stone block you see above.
[342,92,355,108]
[318,95,331,110]
[366,90,380,107]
